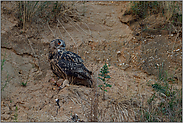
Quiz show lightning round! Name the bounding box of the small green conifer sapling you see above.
[98,63,112,100]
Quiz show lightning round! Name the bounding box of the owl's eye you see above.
[58,42,61,45]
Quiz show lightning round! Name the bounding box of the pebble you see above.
[175,49,180,52]
[117,51,121,54]
[118,63,122,66]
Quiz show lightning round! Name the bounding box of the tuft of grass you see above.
[128,1,182,25]
[16,1,65,30]
[98,63,112,100]
[129,1,160,18]
[140,63,182,122]
[1,57,6,71]
[1,74,10,92]
[1,53,12,92]
[14,106,18,122]
[21,81,27,87]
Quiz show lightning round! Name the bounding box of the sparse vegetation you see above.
[129,1,182,24]
[139,63,182,122]
[1,74,10,92]
[14,106,18,122]
[1,1,181,122]
[1,56,6,71]
[129,1,160,18]
[126,1,182,36]
[16,1,76,31]
[21,81,27,87]
[98,63,112,100]
[1,53,11,92]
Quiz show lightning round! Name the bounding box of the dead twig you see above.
[74,91,88,121]
[56,23,64,40]
[47,21,56,38]
[169,22,182,55]
[57,19,76,45]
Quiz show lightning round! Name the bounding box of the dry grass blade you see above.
[61,4,93,39]
[23,1,26,32]
[68,96,76,104]
[74,91,88,120]
[57,1,79,17]
[56,23,64,40]
[47,21,56,38]
[63,15,82,33]
[57,19,76,46]
[171,26,182,55]
[72,97,80,105]
[63,14,92,37]
[25,35,39,59]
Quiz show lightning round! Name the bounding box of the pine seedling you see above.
[98,63,112,100]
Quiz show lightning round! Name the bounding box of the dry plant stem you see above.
[113,105,117,121]
[26,35,37,58]
[64,14,92,36]
[171,27,182,55]
[90,97,93,122]
[47,21,56,38]
[117,106,122,121]
[74,91,87,121]
[72,97,80,104]
[23,1,26,32]
[56,23,64,40]
[102,85,105,100]
[57,19,76,46]
[69,8,92,36]
[69,97,76,104]
[29,2,39,19]
[57,19,79,54]
[58,1,79,17]
[63,16,81,33]
[83,23,92,36]
[93,78,98,122]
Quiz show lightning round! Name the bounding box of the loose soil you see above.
[1,1,182,122]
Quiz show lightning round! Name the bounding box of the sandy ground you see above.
[1,1,182,122]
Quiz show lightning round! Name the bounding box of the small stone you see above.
[117,51,121,54]
[85,51,89,54]
[175,49,180,52]
[118,63,122,66]
[135,33,139,36]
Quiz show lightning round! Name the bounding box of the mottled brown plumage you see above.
[49,39,93,88]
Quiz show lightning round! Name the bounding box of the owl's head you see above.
[49,39,66,52]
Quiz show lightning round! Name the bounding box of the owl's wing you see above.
[49,49,92,87]
[61,51,84,63]
[57,58,92,80]
[50,59,67,79]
